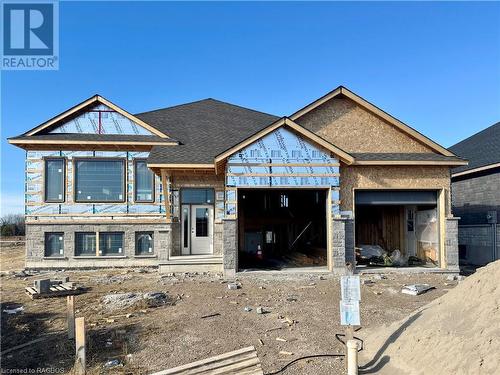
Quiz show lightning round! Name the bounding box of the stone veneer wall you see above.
[458,224,499,266]
[222,219,237,278]
[25,222,170,269]
[331,218,354,274]
[445,218,460,271]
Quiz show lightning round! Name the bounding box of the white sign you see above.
[341,275,361,301]
[340,300,360,326]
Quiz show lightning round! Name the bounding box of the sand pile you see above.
[361,260,500,375]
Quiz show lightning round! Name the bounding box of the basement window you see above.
[45,233,64,257]
[136,232,154,255]
[75,232,96,256]
[99,232,124,256]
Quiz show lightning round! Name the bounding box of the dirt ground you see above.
[1,243,461,374]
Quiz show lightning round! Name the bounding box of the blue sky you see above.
[1,1,500,215]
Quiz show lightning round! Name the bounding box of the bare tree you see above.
[1,214,25,237]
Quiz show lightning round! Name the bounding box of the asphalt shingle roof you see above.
[449,122,500,173]
[134,99,279,164]
[352,153,466,163]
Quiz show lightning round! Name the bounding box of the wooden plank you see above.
[0,331,62,356]
[226,173,340,177]
[227,163,340,167]
[67,296,75,340]
[161,169,171,223]
[75,317,86,375]
[182,352,259,374]
[152,346,261,375]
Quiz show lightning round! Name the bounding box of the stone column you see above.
[332,218,355,274]
[222,219,237,278]
[445,217,460,271]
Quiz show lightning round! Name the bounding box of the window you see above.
[75,233,96,256]
[271,150,281,158]
[292,150,302,158]
[181,189,214,204]
[45,233,64,257]
[75,159,124,202]
[280,194,289,208]
[195,208,209,237]
[45,158,65,202]
[136,232,153,255]
[135,160,154,202]
[99,232,124,256]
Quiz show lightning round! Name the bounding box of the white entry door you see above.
[190,205,213,255]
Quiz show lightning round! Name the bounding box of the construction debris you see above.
[2,306,24,315]
[103,359,122,368]
[101,291,170,311]
[401,284,435,296]
[228,283,240,290]
[200,313,220,319]
[25,277,84,299]
[256,306,265,314]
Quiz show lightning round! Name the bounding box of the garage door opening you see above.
[238,189,327,270]
[355,190,440,268]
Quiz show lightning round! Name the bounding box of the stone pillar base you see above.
[222,219,237,277]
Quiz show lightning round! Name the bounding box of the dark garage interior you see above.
[238,189,327,270]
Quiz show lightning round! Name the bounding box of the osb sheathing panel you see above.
[170,172,225,190]
[297,97,435,153]
[340,165,451,213]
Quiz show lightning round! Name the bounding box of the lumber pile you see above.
[151,346,263,375]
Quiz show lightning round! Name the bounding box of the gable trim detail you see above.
[25,95,170,138]
[290,86,455,157]
[214,117,355,167]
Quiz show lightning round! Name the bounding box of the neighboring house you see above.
[449,122,500,266]
[8,86,467,275]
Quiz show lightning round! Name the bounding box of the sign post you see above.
[340,270,361,373]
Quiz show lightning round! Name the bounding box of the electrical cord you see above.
[264,333,364,375]
[264,354,345,375]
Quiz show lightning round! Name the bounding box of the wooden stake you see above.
[75,317,86,375]
[67,296,75,339]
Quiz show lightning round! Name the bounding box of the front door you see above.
[186,205,213,255]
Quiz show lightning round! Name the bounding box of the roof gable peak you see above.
[25,95,170,138]
[290,86,455,157]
